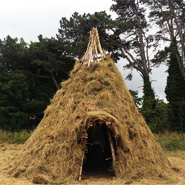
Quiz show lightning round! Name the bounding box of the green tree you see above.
[0,36,30,121]
[129,89,142,109]
[178,101,185,117]
[141,98,172,132]
[165,38,185,117]
[139,75,156,126]
[0,76,29,119]
[147,0,185,79]
[111,0,157,125]
[0,35,75,127]
[28,35,75,90]
[57,11,120,60]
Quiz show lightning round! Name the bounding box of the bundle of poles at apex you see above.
[81,27,106,66]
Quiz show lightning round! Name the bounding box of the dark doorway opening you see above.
[82,120,115,179]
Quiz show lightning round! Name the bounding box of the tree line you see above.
[0,0,185,132]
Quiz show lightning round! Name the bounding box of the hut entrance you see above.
[82,120,116,178]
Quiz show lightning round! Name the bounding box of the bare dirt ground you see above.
[1,143,185,185]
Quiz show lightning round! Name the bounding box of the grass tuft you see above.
[0,130,32,144]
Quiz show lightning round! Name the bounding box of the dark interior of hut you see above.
[82,121,115,178]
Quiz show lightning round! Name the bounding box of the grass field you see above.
[0,131,185,184]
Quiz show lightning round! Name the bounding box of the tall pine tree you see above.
[165,38,185,117]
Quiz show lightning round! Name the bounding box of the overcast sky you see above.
[0,0,168,101]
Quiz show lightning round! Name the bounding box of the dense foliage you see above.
[165,38,185,117]
[0,36,75,125]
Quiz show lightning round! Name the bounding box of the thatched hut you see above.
[6,28,171,183]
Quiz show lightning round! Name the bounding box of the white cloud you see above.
[0,0,115,42]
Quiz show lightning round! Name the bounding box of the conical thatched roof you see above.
[6,28,171,183]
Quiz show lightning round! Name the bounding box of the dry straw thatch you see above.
[6,28,171,183]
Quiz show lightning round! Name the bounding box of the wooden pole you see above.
[79,135,87,181]
[107,128,118,177]
[79,151,85,181]
[81,27,105,66]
